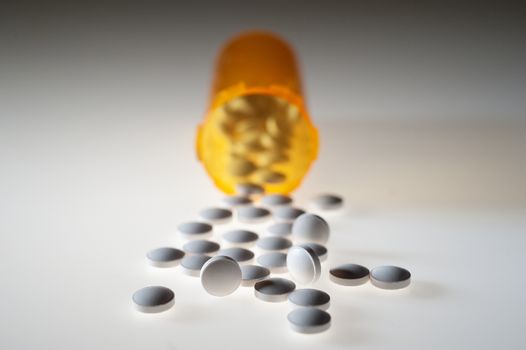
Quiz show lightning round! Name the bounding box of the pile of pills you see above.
[133,189,412,335]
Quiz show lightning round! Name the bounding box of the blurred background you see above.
[1,0,525,124]
[1,1,525,349]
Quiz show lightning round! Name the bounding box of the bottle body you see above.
[196,31,318,194]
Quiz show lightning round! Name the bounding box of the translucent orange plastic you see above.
[196,31,319,194]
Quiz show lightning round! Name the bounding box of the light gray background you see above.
[1,1,525,349]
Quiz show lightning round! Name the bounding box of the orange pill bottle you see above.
[196,31,319,194]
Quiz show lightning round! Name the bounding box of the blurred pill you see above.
[132,286,174,313]
[146,247,185,268]
[177,222,213,240]
[254,277,296,302]
[257,252,288,273]
[241,265,270,287]
[183,240,220,255]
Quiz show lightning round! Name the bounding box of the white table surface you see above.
[1,120,525,349]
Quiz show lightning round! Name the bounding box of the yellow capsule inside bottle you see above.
[196,31,319,194]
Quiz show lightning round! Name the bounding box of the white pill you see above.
[266,222,293,237]
[177,222,213,240]
[221,195,252,207]
[254,277,296,302]
[370,265,411,290]
[235,182,264,197]
[198,207,233,224]
[292,213,330,244]
[256,236,292,252]
[310,194,343,210]
[200,256,241,296]
[299,243,328,262]
[257,252,288,273]
[183,240,220,255]
[237,206,271,224]
[146,247,185,267]
[288,289,330,310]
[260,194,292,207]
[180,255,212,277]
[287,245,321,285]
[222,229,259,247]
[240,265,270,286]
[329,264,370,286]
[217,247,255,264]
[132,286,174,313]
[273,206,305,222]
[287,308,331,334]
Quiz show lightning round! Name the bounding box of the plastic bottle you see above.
[196,31,318,194]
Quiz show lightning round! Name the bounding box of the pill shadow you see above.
[168,303,210,323]
[324,304,369,346]
[331,249,402,262]
[409,280,445,299]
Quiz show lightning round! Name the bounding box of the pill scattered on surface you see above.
[287,245,321,285]
[217,247,255,264]
[222,229,259,247]
[266,222,293,237]
[237,206,271,223]
[329,264,370,286]
[254,277,296,302]
[182,240,220,255]
[260,194,292,207]
[180,255,212,277]
[310,194,343,210]
[256,252,288,273]
[200,256,242,296]
[177,222,213,240]
[221,195,252,207]
[132,286,175,313]
[198,207,233,224]
[370,265,411,290]
[146,247,185,267]
[287,308,331,334]
[240,265,270,287]
[288,289,331,310]
[256,236,292,252]
[292,213,330,244]
[299,243,328,262]
[235,183,264,197]
[273,206,306,222]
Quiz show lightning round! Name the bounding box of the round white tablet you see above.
[370,265,411,290]
[287,245,321,285]
[222,229,259,247]
[256,252,288,273]
[240,265,270,287]
[288,289,330,310]
[198,207,233,224]
[256,236,292,252]
[273,206,306,222]
[254,277,296,302]
[132,286,174,313]
[177,222,213,240]
[235,183,264,197]
[146,247,185,267]
[260,194,292,207]
[287,308,331,334]
[266,222,293,237]
[237,206,271,224]
[180,255,212,277]
[291,214,330,244]
[299,243,328,262]
[329,264,370,286]
[221,195,252,207]
[217,247,255,264]
[310,194,343,210]
[200,256,242,296]
[182,240,220,255]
